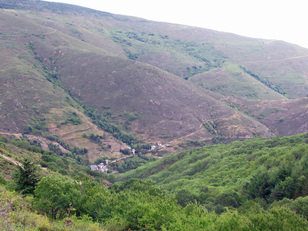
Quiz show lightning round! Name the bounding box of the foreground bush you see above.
[0,187,102,230]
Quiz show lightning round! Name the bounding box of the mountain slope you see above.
[0,10,128,160]
[2,0,308,99]
[189,62,286,100]
[54,49,272,142]
[223,97,308,136]
[0,0,307,157]
[0,5,270,143]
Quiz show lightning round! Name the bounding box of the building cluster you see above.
[90,143,173,173]
[126,146,136,155]
[90,159,109,173]
[150,143,172,151]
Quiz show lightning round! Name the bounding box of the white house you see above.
[90,163,108,173]
[90,165,98,171]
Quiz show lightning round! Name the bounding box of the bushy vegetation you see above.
[1,176,307,230]
[70,95,153,154]
[0,186,102,230]
[112,154,156,173]
[82,106,138,146]
[22,117,49,136]
[68,93,149,149]
[240,66,288,97]
[111,29,226,79]
[60,111,82,126]
[119,133,308,217]
[3,137,114,183]
[0,133,308,230]
[46,135,88,157]
[27,41,63,87]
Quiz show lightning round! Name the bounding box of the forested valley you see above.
[1,133,307,230]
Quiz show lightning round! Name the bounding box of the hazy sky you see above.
[44,0,308,49]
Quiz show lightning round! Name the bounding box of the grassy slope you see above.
[100,18,308,99]
[220,40,308,98]
[189,62,286,100]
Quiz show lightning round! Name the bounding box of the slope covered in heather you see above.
[0,0,307,157]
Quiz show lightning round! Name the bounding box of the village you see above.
[90,160,109,173]
[90,142,172,173]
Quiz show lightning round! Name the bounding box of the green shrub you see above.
[0,136,8,143]
[0,174,6,185]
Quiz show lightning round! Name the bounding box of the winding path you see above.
[0,153,21,167]
[242,54,308,64]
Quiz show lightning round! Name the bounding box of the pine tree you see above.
[12,158,40,195]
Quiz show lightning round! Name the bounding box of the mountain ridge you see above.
[0,0,307,160]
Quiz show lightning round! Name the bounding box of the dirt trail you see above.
[59,127,92,139]
[178,123,206,141]
[0,132,22,138]
[110,154,134,164]
[0,153,21,166]
[43,28,71,46]
[242,54,308,64]
[44,29,57,35]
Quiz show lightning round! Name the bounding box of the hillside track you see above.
[0,153,21,166]
[242,54,308,64]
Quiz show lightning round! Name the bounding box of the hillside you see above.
[118,133,308,203]
[0,0,307,161]
[223,97,308,136]
[0,133,307,230]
